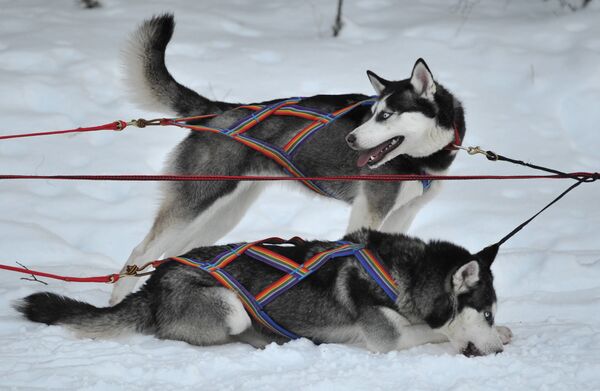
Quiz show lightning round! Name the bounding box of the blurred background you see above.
[0,1,599,390]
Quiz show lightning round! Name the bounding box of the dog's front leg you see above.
[379,202,422,234]
[394,324,449,350]
[359,307,447,352]
[377,307,448,350]
[496,325,513,345]
[346,187,385,233]
[380,181,442,233]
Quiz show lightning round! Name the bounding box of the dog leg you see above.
[110,209,190,305]
[496,325,513,345]
[155,287,252,346]
[110,181,265,305]
[379,181,442,233]
[379,201,423,234]
[233,327,272,349]
[161,181,265,257]
[395,324,449,349]
[359,307,447,352]
[346,186,384,233]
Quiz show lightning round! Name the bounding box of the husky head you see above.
[347,59,458,169]
[421,243,504,357]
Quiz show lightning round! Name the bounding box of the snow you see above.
[0,0,599,389]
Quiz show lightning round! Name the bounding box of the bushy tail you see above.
[14,292,153,338]
[123,14,236,116]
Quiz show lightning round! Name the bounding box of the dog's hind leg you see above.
[233,327,273,349]
[110,180,265,305]
[109,203,191,305]
[155,287,252,346]
[160,180,266,257]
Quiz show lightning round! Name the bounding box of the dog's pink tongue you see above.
[357,142,387,168]
[357,152,372,168]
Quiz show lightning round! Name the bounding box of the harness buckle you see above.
[125,265,139,275]
[462,146,499,161]
[127,118,162,128]
[114,261,159,282]
[466,146,485,155]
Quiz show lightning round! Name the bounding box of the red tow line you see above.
[0,260,166,284]
[0,263,121,283]
[0,114,220,141]
[0,121,127,141]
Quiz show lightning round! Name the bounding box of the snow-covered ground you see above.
[1,0,599,389]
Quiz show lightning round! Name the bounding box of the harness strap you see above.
[231,135,331,196]
[254,243,359,306]
[168,237,398,340]
[421,179,433,191]
[227,99,301,136]
[352,247,399,302]
[167,97,379,197]
[283,98,377,155]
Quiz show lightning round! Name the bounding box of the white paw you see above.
[496,325,513,345]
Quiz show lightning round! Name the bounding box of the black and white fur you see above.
[16,230,511,357]
[111,14,466,305]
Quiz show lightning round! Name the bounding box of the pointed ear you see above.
[476,244,499,268]
[366,70,389,95]
[410,58,436,98]
[453,260,480,294]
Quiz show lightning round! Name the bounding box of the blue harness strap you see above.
[168,238,399,340]
[421,179,432,191]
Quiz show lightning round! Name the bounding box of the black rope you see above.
[489,151,596,182]
[473,148,598,251]
[493,180,583,249]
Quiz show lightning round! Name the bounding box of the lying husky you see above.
[16,230,511,356]
[111,14,466,304]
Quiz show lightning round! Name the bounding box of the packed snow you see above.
[1,0,599,390]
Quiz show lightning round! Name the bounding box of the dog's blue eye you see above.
[382,112,392,119]
[484,311,493,322]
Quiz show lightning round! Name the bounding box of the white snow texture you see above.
[1,0,599,390]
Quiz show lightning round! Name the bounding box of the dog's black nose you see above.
[462,342,483,357]
[346,133,356,145]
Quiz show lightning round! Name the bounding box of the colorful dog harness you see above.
[168,97,439,195]
[168,237,399,340]
[169,98,377,197]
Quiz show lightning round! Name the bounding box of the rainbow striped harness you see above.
[170,97,433,196]
[174,98,374,196]
[169,237,399,339]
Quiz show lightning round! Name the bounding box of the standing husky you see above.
[16,230,511,356]
[111,14,466,304]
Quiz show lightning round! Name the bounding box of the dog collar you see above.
[444,122,462,151]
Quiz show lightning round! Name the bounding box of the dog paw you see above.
[496,325,513,345]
